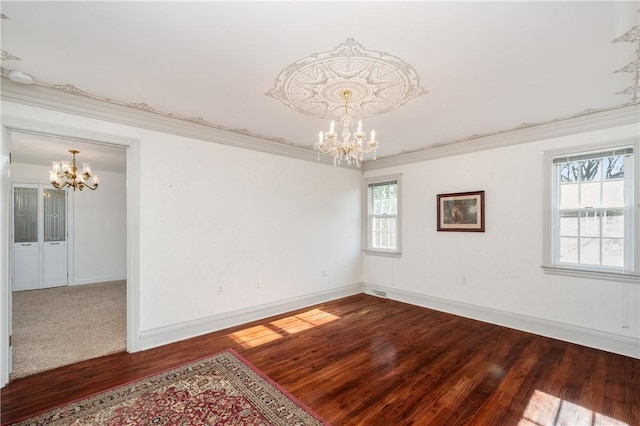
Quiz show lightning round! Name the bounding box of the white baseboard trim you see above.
[70,275,127,286]
[138,282,364,351]
[363,283,640,359]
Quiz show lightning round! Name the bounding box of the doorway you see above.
[0,121,140,386]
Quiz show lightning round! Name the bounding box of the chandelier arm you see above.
[83,183,99,191]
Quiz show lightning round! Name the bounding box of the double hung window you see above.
[544,142,637,281]
[364,174,402,255]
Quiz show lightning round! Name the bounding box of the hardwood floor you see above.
[1,294,638,425]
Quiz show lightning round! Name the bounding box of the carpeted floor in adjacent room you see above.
[10,280,126,380]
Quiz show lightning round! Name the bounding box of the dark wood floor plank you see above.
[1,294,638,426]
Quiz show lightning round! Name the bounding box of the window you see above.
[543,142,638,282]
[364,174,402,255]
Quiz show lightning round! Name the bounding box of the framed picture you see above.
[437,190,485,232]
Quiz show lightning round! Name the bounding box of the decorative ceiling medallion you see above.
[266,38,427,119]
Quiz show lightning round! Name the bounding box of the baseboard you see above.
[363,283,640,359]
[138,282,364,351]
[70,275,127,286]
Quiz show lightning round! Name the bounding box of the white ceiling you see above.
[1,1,638,170]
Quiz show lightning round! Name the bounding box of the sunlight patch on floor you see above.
[229,308,340,349]
[519,390,628,426]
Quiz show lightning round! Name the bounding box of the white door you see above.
[43,188,67,288]
[12,184,68,291]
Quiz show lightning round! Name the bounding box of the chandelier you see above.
[49,149,99,191]
[315,89,378,167]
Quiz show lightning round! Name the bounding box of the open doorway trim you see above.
[1,116,141,387]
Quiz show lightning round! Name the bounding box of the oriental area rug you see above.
[7,350,328,426]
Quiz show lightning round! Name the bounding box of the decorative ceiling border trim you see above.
[266,38,427,119]
[1,73,638,173]
[0,50,20,61]
[0,68,299,148]
[0,76,357,170]
[362,102,640,171]
[612,24,640,103]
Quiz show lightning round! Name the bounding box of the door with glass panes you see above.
[13,183,68,291]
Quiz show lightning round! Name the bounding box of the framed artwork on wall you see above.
[437,190,485,232]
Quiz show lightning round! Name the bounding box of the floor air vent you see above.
[372,290,387,298]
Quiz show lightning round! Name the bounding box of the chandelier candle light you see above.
[49,149,99,191]
[316,89,378,167]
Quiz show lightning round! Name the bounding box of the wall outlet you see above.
[256,281,261,288]
[461,274,468,285]
[217,285,223,295]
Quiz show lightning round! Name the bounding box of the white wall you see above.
[10,163,127,285]
[2,101,363,352]
[363,124,639,358]
[137,130,362,332]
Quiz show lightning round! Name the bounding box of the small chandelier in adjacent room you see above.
[49,149,99,191]
[315,89,378,167]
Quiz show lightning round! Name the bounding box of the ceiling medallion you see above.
[266,38,427,119]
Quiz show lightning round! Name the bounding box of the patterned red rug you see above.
[7,349,328,425]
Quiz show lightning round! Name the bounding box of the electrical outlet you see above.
[256,281,261,288]
[461,274,468,285]
[217,285,223,295]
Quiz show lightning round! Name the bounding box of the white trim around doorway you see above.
[0,116,141,387]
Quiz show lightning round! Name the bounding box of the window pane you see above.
[559,212,578,236]
[373,199,381,215]
[580,182,601,208]
[579,238,600,265]
[602,239,623,267]
[560,237,578,263]
[579,212,600,237]
[602,181,624,207]
[580,159,601,181]
[14,187,38,243]
[560,184,579,208]
[44,189,65,242]
[560,163,580,183]
[389,198,397,214]
[381,198,390,214]
[604,156,624,179]
[602,211,624,238]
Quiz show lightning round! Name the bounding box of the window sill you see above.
[541,265,640,283]
[364,250,402,258]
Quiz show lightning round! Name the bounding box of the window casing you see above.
[543,141,638,282]
[364,174,402,256]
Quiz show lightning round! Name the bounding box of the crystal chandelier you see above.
[315,89,378,167]
[49,149,99,191]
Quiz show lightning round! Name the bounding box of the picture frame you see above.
[437,190,485,232]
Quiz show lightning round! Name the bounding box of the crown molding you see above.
[363,103,640,171]
[3,79,638,174]
[0,79,361,171]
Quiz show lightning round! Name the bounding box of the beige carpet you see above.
[10,280,126,380]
